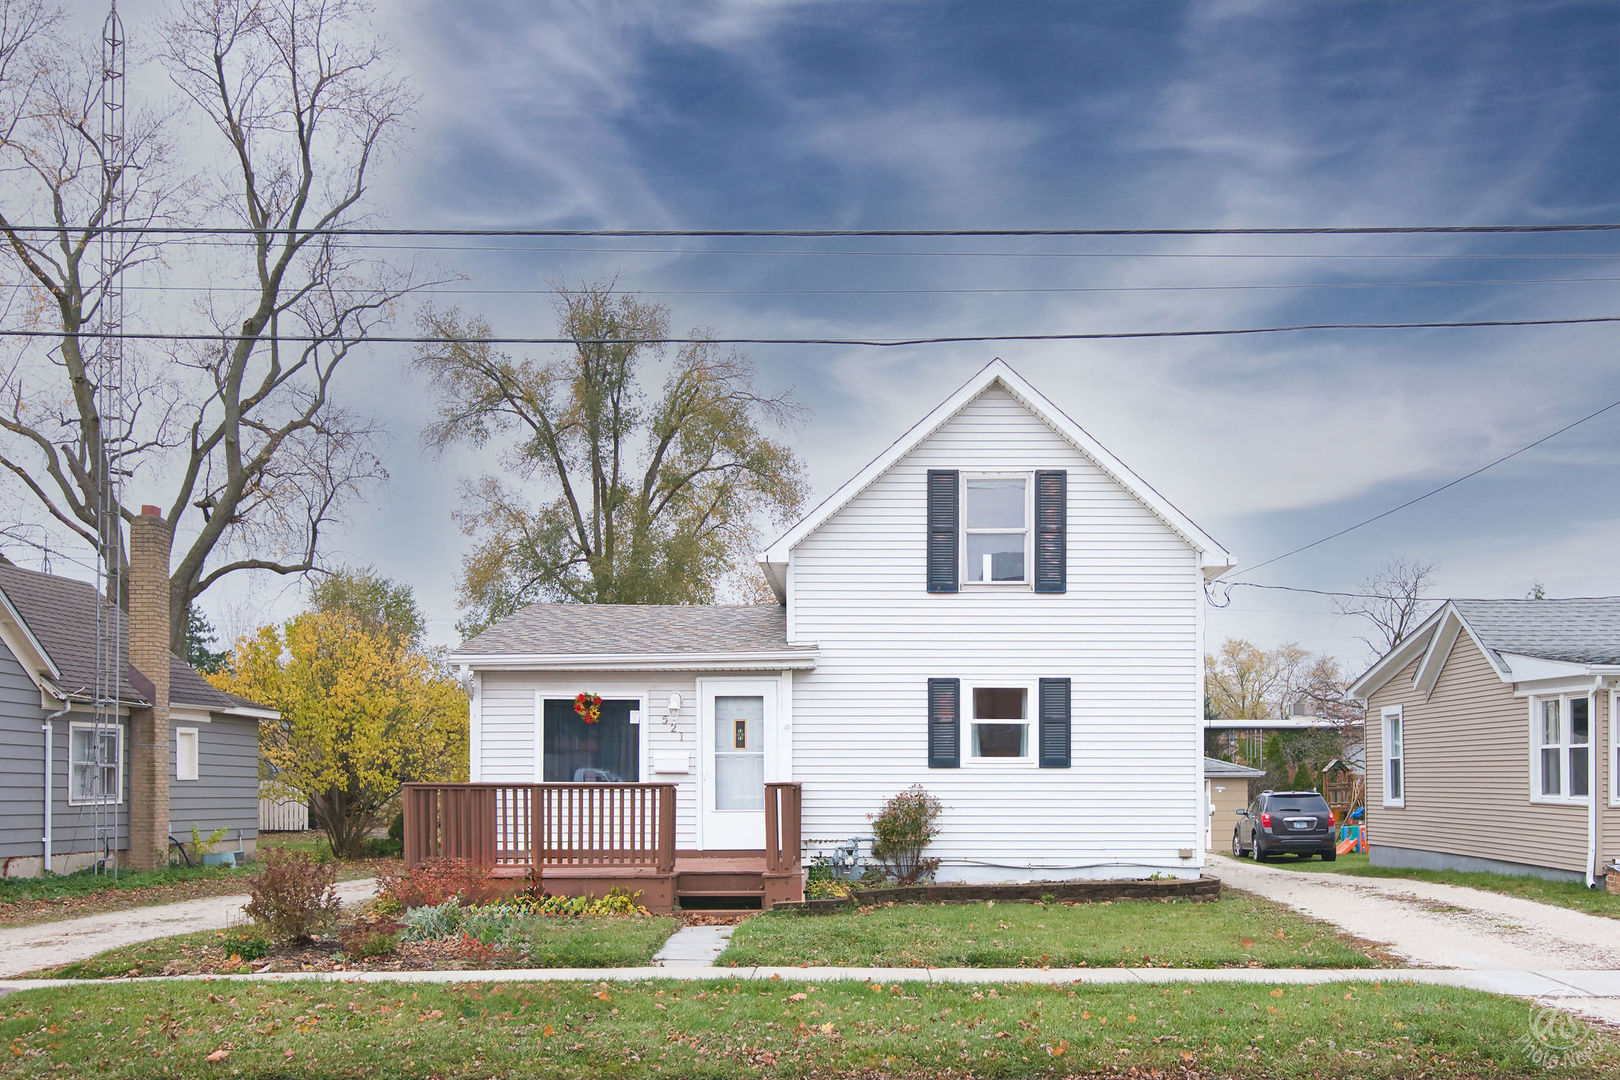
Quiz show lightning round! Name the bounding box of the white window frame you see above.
[67,720,123,806]
[1530,692,1593,805]
[962,678,1036,764]
[175,727,200,782]
[959,471,1033,587]
[1381,706,1404,808]
[1611,689,1620,808]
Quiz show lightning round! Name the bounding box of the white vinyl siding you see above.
[788,384,1204,878]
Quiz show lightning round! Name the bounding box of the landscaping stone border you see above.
[772,875,1219,912]
[856,876,1221,906]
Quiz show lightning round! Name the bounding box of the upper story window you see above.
[962,474,1029,584]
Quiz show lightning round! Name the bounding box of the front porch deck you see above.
[402,782,804,912]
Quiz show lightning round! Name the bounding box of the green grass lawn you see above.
[719,893,1384,968]
[1226,851,1620,919]
[0,977,1611,1079]
[22,915,682,979]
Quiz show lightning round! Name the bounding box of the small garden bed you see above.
[721,891,1390,968]
[2,978,1612,1079]
[24,912,680,979]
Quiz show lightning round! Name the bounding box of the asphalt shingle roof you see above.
[455,603,814,658]
[1203,756,1265,778]
[1451,597,1620,667]
[0,563,252,712]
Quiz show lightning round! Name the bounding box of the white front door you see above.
[698,679,776,850]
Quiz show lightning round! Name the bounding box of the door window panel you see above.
[714,695,765,811]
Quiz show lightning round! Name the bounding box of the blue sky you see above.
[57,0,1620,665]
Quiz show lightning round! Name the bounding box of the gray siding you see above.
[0,638,47,863]
[169,715,260,843]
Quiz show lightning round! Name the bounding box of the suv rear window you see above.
[1267,793,1330,813]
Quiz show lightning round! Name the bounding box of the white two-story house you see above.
[441,359,1233,904]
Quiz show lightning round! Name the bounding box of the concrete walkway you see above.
[0,879,378,979]
[1212,855,1620,970]
[651,924,734,966]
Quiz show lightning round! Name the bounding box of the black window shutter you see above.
[927,677,960,768]
[1033,469,1067,593]
[926,469,960,593]
[1038,677,1071,768]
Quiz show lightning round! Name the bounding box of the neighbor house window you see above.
[1382,707,1404,807]
[968,686,1030,760]
[1612,691,1620,805]
[1534,694,1591,802]
[962,474,1029,583]
[176,728,200,782]
[68,722,122,805]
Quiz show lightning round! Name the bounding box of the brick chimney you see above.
[125,505,172,871]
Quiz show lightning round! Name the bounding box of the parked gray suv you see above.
[1233,790,1337,861]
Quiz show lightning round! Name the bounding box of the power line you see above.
[7,314,1620,347]
[7,274,1620,298]
[10,222,1620,237]
[1232,394,1620,580]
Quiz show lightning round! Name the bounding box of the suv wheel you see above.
[1232,830,1245,858]
[1252,837,1268,861]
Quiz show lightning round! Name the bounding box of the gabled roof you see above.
[1349,596,1620,700]
[0,562,269,715]
[757,358,1235,596]
[450,603,818,670]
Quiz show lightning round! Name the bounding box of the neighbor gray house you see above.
[1350,598,1620,886]
[0,509,274,877]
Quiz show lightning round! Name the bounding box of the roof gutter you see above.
[447,649,818,672]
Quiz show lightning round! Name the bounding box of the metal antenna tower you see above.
[91,0,128,877]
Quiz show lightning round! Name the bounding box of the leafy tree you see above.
[1334,557,1438,656]
[184,608,229,675]
[415,283,808,637]
[209,611,467,858]
[309,566,426,649]
[0,0,421,647]
[1204,638,1309,720]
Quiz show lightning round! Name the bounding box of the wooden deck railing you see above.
[763,782,803,874]
[403,782,677,872]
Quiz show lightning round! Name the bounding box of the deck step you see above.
[677,887,765,898]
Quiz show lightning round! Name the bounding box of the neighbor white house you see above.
[445,359,1234,891]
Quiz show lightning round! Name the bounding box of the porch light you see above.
[666,692,683,717]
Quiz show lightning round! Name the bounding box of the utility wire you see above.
[1232,394,1620,580]
[9,222,1620,237]
[8,314,1618,347]
[7,275,1620,297]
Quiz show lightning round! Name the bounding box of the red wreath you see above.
[573,692,603,725]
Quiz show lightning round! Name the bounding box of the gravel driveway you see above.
[1213,855,1620,970]
[0,878,377,978]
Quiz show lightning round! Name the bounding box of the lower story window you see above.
[542,699,639,783]
[970,686,1029,759]
[69,722,122,804]
[1536,695,1591,801]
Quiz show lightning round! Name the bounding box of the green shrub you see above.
[401,901,465,942]
[505,886,649,918]
[357,931,399,958]
[243,849,341,943]
[360,837,403,858]
[806,877,853,900]
[222,927,273,961]
[388,812,405,844]
[869,785,943,885]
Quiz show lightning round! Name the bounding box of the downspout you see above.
[1587,677,1602,889]
[42,703,71,875]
